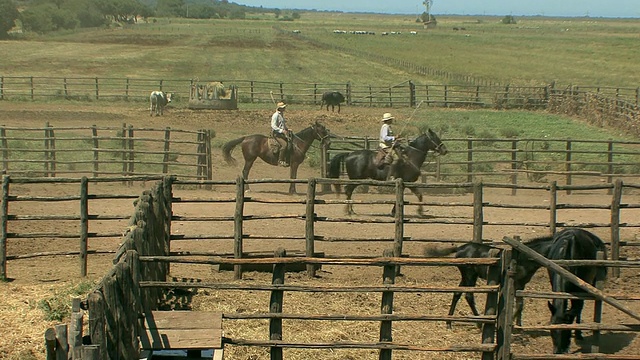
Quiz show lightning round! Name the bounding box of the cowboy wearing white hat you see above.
[378,112,401,180]
[271,101,292,167]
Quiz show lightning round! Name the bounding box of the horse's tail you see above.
[423,244,459,258]
[222,136,245,166]
[328,152,349,194]
[328,152,348,178]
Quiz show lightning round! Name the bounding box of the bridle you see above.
[404,132,444,156]
[291,124,330,152]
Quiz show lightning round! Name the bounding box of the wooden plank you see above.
[140,311,222,350]
[139,328,222,350]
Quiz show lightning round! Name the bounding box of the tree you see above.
[0,0,20,38]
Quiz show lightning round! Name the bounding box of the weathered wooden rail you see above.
[4,175,640,281]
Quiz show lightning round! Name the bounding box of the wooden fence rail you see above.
[4,176,640,281]
[0,175,164,280]
[0,124,212,180]
[1,76,638,120]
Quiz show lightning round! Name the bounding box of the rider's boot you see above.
[278,148,289,167]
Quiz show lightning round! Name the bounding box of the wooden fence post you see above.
[549,181,557,235]
[591,251,605,353]
[0,76,3,100]
[68,297,83,359]
[496,251,514,360]
[45,327,57,360]
[511,140,518,195]
[44,122,51,177]
[409,80,416,108]
[393,178,404,276]
[234,176,245,280]
[1,127,8,173]
[91,125,99,178]
[206,130,213,181]
[30,76,34,100]
[607,140,614,193]
[270,248,286,360]
[128,126,134,184]
[467,139,474,183]
[80,177,89,277]
[611,179,622,278]
[88,290,107,360]
[121,123,127,181]
[482,248,502,360]
[379,248,396,360]
[473,182,483,243]
[125,78,130,100]
[94,77,99,100]
[1,175,9,281]
[55,323,69,360]
[305,179,316,278]
[162,127,171,175]
[565,140,572,194]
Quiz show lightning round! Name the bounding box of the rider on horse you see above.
[377,112,403,180]
[271,101,292,167]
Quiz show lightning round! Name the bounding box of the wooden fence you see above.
[4,176,640,281]
[0,124,212,180]
[324,136,640,191]
[0,175,164,280]
[44,178,640,359]
[1,76,638,118]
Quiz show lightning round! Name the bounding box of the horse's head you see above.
[410,129,448,155]
[311,121,330,141]
[548,300,575,354]
[165,92,173,103]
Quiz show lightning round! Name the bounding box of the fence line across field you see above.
[1,76,638,114]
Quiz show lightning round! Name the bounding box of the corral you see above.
[1,103,640,360]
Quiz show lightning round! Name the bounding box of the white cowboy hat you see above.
[277,102,287,109]
[381,112,394,122]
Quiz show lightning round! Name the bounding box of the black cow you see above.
[320,91,346,113]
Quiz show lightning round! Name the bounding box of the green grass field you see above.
[1,14,639,87]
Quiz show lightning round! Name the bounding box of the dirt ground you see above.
[0,102,639,360]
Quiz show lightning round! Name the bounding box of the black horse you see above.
[547,228,607,354]
[424,235,555,329]
[328,129,447,215]
[320,91,345,113]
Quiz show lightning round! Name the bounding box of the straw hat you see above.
[381,112,394,122]
[277,102,287,109]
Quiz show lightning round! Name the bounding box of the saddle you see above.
[268,137,281,154]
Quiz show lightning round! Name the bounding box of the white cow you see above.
[149,91,172,116]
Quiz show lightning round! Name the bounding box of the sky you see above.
[235,1,640,18]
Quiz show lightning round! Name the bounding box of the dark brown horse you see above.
[222,121,330,194]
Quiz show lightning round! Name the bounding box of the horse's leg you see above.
[461,272,481,328]
[289,162,299,195]
[242,159,255,192]
[570,299,585,340]
[513,283,526,327]
[409,187,424,216]
[344,184,358,215]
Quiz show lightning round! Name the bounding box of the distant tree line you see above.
[0,0,300,37]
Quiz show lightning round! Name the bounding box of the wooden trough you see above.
[189,82,238,110]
